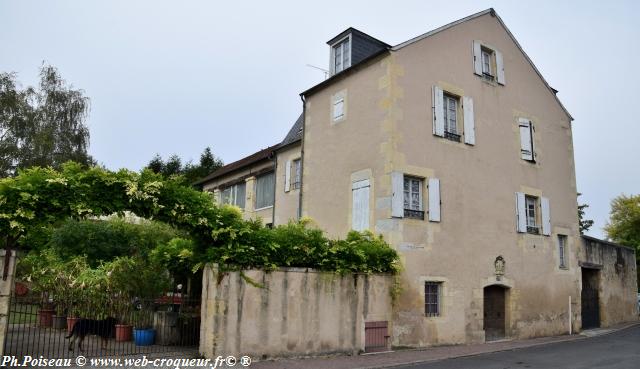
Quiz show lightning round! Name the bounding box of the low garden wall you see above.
[199,265,393,359]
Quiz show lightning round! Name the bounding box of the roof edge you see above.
[392,8,573,121]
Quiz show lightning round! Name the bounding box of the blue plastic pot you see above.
[133,328,156,346]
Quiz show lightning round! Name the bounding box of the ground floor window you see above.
[424,282,442,317]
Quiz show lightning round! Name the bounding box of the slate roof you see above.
[280,113,303,147]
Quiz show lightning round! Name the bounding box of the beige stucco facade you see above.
[200,143,301,226]
[302,12,586,347]
[197,9,637,352]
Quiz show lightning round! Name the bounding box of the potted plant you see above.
[20,252,57,328]
[114,296,133,342]
[132,307,155,346]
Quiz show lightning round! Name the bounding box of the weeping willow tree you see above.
[0,64,93,177]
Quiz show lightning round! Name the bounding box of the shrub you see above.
[47,218,182,267]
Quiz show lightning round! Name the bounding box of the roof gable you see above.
[392,8,572,121]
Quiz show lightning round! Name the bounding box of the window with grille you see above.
[558,235,567,268]
[292,159,301,190]
[525,195,539,234]
[424,282,441,317]
[403,177,424,219]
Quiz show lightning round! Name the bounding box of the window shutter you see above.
[428,178,441,222]
[473,41,482,76]
[516,192,527,233]
[333,96,344,121]
[432,86,444,137]
[352,179,370,231]
[284,160,291,192]
[519,118,534,161]
[495,50,505,85]
[463,96,475,145]
[391,172,404,218]
[541,197,551,236]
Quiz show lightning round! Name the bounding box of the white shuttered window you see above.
[519,118,535,161]
[352,179,370,231]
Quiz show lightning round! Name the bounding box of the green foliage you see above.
[48,219,182,267]
[146,147,224,185]
[605,194,640,254]
[2,164,399,275]
[578,192,594,235]
[0,64,94,177]
[204,218,400,274]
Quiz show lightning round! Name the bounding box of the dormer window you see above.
[332,36,351,74]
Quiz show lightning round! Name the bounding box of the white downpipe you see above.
[569,295,572,335]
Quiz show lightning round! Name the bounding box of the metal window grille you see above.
[558,235,567,268]
[424,282,441,317]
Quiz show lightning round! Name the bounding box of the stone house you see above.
[197,8,637,349]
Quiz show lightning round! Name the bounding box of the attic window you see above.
[332,36,351,74]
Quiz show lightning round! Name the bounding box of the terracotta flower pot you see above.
[115,324,133,342]
[66,317,80,334]
[38,309,55,327]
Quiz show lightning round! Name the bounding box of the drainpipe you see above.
[569,295,572,335]
[298,94,306,220]
[270,150,277,227]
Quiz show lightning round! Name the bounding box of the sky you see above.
[1,0,638,238]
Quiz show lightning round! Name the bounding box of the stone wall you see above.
[580,236,638,327]
[199,265,393,359]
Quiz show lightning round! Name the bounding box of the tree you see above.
[0,64,94,176]
[147,154,164,174]
[145,147,223,184]
[605,194,640,250]
[578,193,594,234]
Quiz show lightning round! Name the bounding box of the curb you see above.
[357,321,640,369]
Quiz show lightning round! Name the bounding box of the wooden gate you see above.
[581,268,600,329]
[364,321,389,352]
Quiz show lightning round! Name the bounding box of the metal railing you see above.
[4,292,200,360]
[404,209,425,220]
[527,225,540,235]
[444,131,461,142]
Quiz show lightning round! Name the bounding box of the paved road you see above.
[397,325,640,369]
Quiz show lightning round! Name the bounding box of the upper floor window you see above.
[473,40,505,85]
[332,91,347,122]
[481,48,493,77]
[221,182,246,209]
[443,94,460,142]
[516,192,551,236]
[432,86,475,145]
[292,159,301,190]
[519,118,535,162]
[525,195,538,234]
[332,37,351,74]
[403,176,423,219]
[255,172,275,209]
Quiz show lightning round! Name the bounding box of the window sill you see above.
[255,206,274,211]
[559,266,569,270]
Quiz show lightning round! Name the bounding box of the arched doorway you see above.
[484,285,508,341]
